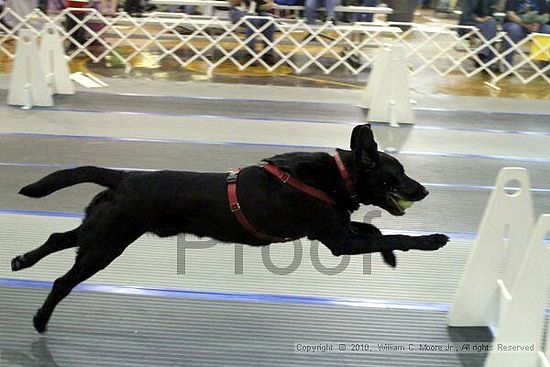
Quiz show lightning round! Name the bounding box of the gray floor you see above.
[0,287,492,367]
[1,89,549,133]
[0,81,548,367]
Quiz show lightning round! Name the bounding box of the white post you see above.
[484,215,550,367]
[7,29,53,108]
[361,43,413,126]
[448,167,535,331]
[362,43,390,109]
[40,24,75,95]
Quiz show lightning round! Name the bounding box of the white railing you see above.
[0,7,548,86]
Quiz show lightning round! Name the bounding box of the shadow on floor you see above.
[1,338,59,367]
[447,326,493,367]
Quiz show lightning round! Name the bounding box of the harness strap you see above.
[333,152,358,204]
[260,163,336,205]
[227,169,290,243]
[227,155,357,243]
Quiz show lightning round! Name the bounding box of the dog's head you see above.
[348,124,428,216]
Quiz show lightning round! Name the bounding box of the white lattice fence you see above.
[391,22,549,85]
[0,7,548,85]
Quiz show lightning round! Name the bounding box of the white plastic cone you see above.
[362,43,413,127]
[40,24,75,95]
[7,29,53,108]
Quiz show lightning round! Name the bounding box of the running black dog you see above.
[12,124,448,333]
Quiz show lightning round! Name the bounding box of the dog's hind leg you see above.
[32,210,144,333]
[32,246,124,333]
[11,227,81,272]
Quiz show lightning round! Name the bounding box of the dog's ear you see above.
[350,124,379,169]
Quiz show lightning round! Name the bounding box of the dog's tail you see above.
[19,166,125,198]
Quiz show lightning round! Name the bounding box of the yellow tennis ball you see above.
[398,199,414,210]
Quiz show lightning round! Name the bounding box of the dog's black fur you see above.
[12,124,448,333]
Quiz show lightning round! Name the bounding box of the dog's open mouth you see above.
[385,193,407,216]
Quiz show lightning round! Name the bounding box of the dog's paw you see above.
[11,255,26,272]
[381,250,397,268]
[418,234,449,251]
[33,311,48,334]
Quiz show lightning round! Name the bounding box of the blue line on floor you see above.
[411,125,550,137]
[12,104,550,137]
[85,91,357,108]
[0,208,83,218]
[0,277,451,312]
[31,89,550,117]
[2,132,328,150]
[414,106,550,116]
[4,210,550,243]
[422,182,550,194]
[397,150,550,164]
[0,162,156,171]
[2,132,550,164]
[34,106,358,126]
[0,162,77,169]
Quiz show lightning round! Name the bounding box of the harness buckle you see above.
[230,202,241,212]
[227,170,239,183]
[280,172,290,183]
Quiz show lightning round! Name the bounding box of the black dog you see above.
[12,124,448,333]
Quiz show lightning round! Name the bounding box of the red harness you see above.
[226,152,356,242]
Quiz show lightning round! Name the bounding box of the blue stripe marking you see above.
[21,89,550,117]
[2,132,550,164]
[0,208,477,240]
[382,229,477,241]
[422,182,550,194]
[2,132,328,150]
[412,124,550,137]
[17,104,550,137]
[415,106,550,116]
[0,162,78,169]
[0,277,451,312]
[33,106,359,126]
[54,91,357,108]
[0,209,83,218]
[397,150,550,164]
[26,89,550,116]
[0,162,157,172]
[4,211,549,243]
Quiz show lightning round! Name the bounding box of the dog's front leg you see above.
[350,222,396,267]
[319,228,448,257]
[349,222,381,235]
